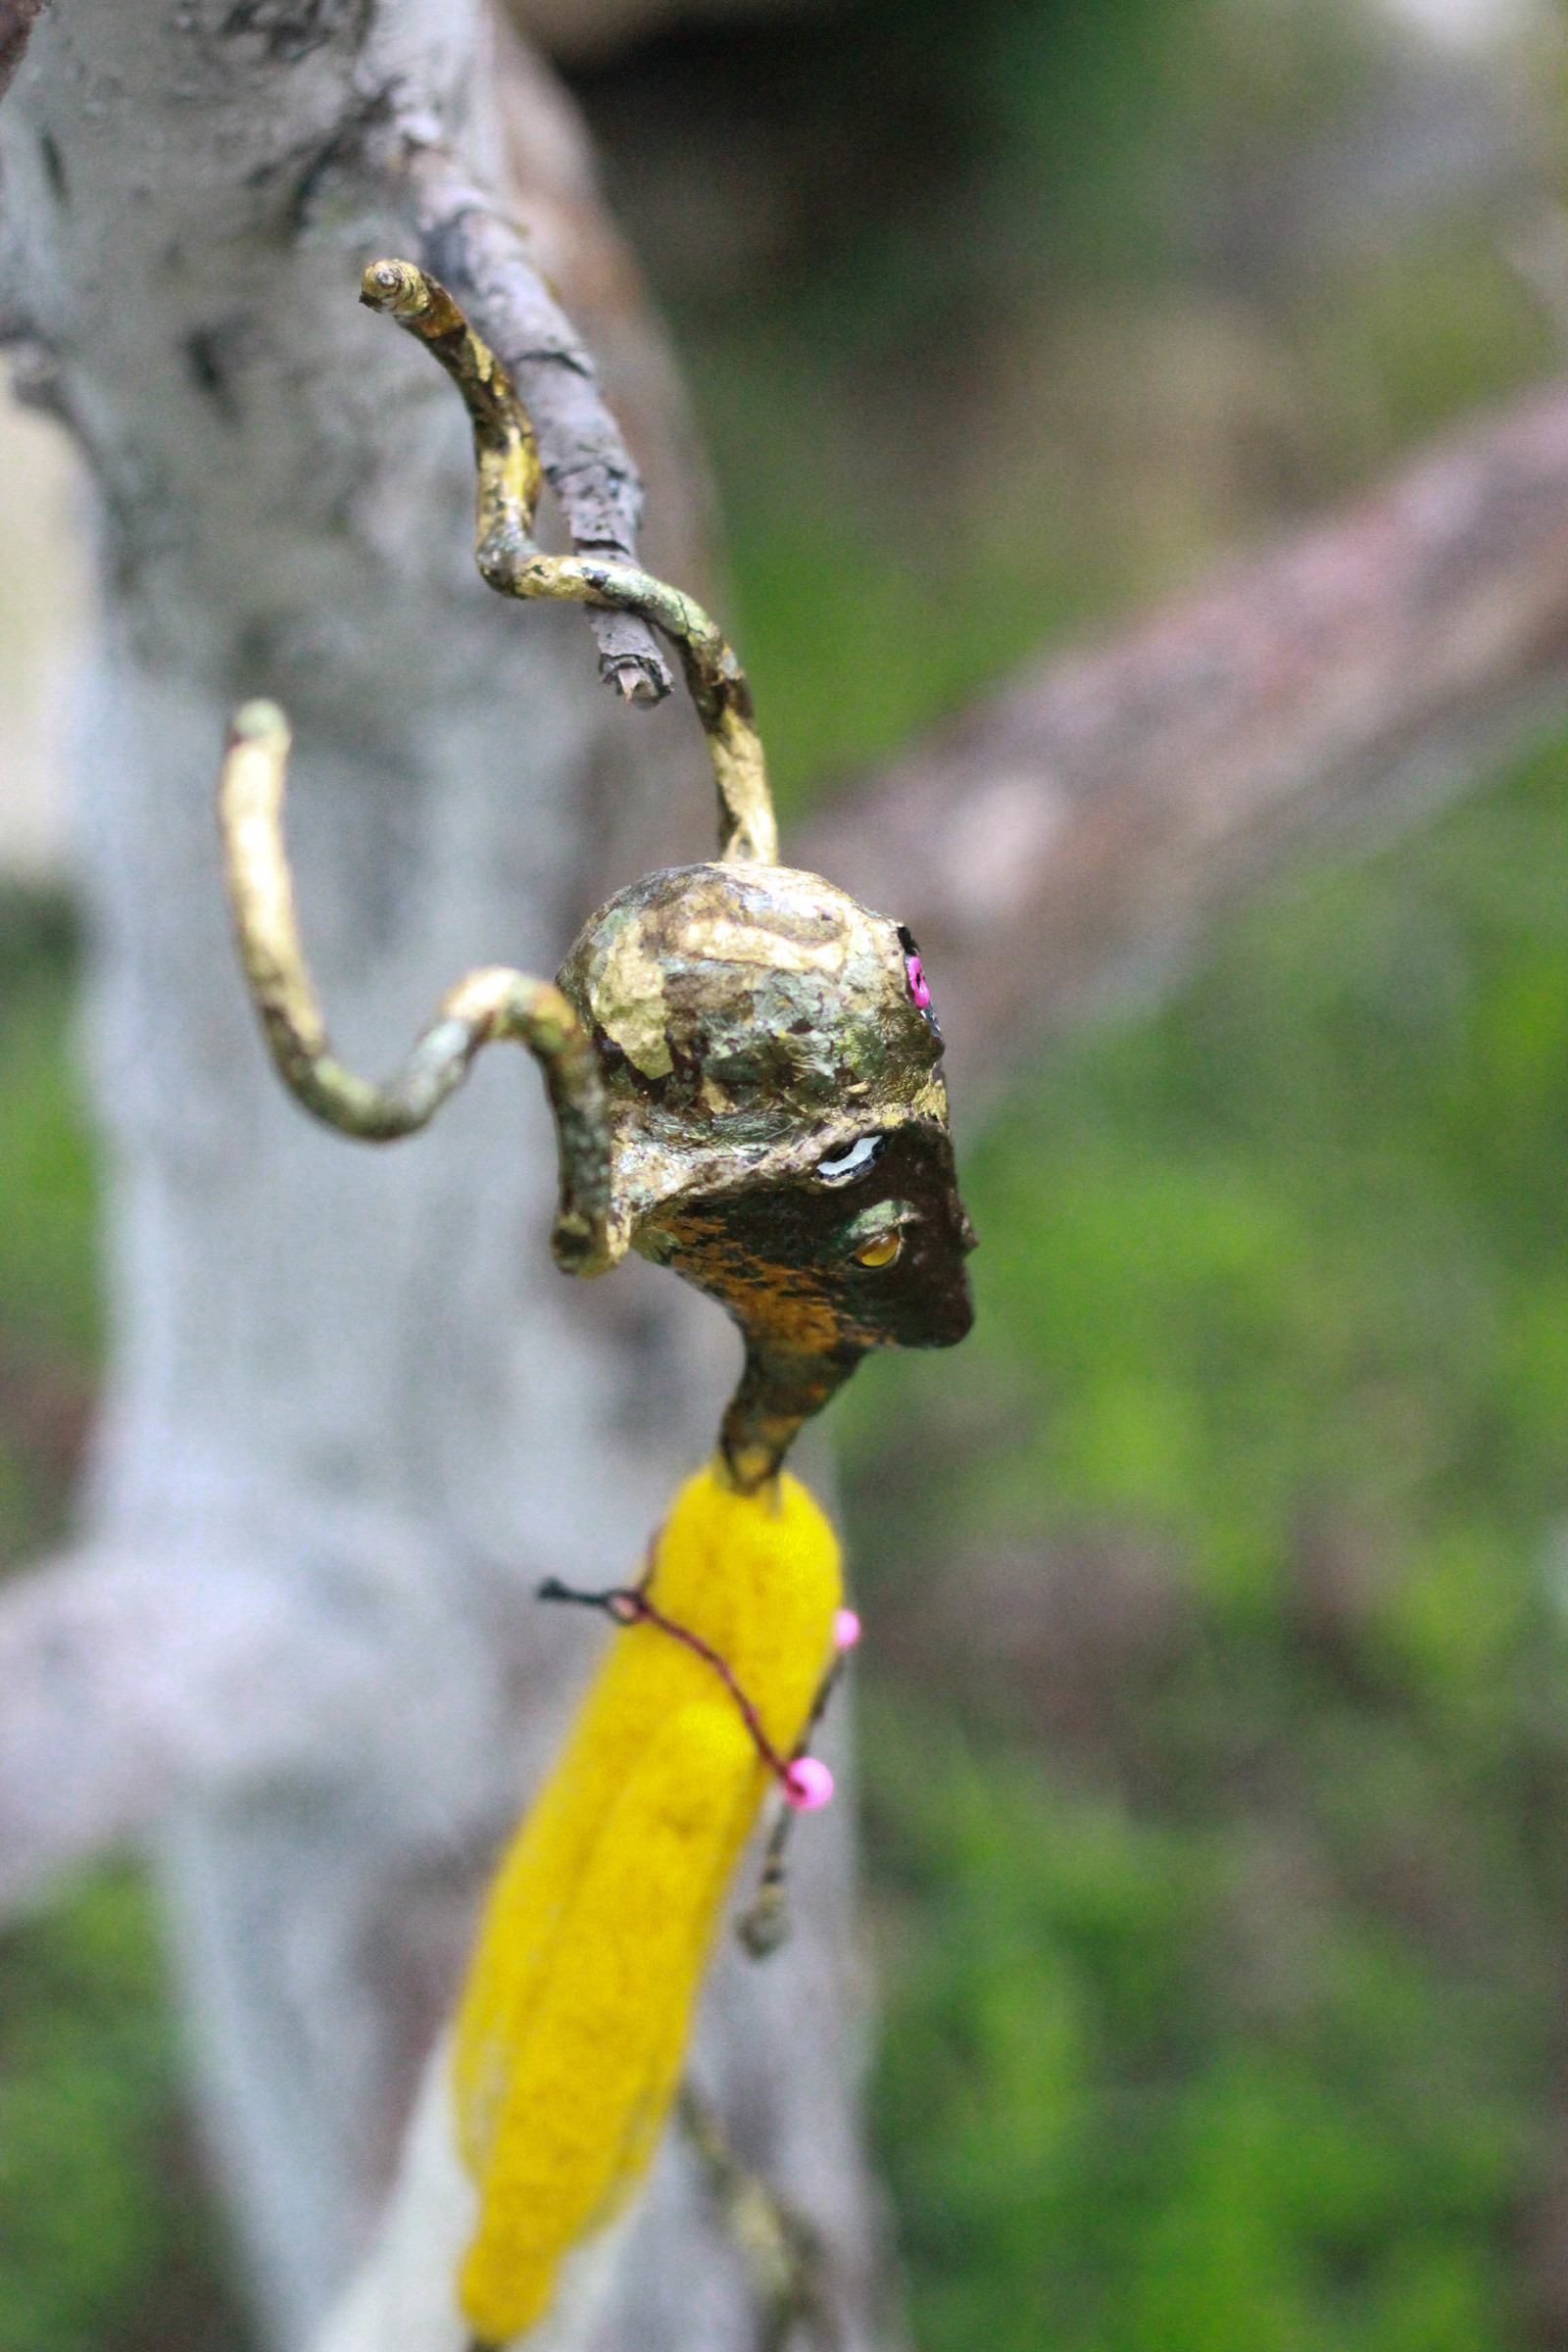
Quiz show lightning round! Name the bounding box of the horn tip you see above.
[229,698,289,747]
[360,257,423,316]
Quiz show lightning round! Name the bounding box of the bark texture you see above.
[0,8,879,2350]
[803,379,1568,1101]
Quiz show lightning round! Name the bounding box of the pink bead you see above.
[833,1608,862,1652]
[783,1756,834,1812]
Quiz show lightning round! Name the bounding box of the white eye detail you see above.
[816,1134,881,1183]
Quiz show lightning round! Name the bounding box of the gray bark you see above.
[0,6,883,2348]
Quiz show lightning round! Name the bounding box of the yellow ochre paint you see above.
[451,1462,842,2344]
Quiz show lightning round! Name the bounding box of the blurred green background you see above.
[8,0,1568,2341]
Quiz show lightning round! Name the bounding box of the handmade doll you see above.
[220,257,974,2348]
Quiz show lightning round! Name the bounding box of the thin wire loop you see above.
[219,700,613,1274]
[359,258,777,867]
[535,1572,804,1786]
[735,1646,848,1957]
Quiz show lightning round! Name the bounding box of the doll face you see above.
[558,858,975,1395]
[634,1118,976,1361]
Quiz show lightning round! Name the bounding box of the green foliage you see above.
[840,728,1568,2348]
[0,906,247,2347]
[0,1875,195,2352]
[0,890,99,1570]
[869,1715,1523,2352]
[854,731,1568,1589]
[707,464,1091,810]
[0,896,98,1365]
[617,0,1552,808]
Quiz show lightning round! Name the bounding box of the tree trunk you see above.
[0,6,888,2346]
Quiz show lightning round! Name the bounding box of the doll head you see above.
[220,262,976,1492]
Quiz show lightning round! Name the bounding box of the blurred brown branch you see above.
[803,379,1568,1098]
[0,0,43,101]
[0,1545,385,1914]
[401,72,675,703]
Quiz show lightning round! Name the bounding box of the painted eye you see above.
[817,1135,882,1184]
[852,1231,903,1269]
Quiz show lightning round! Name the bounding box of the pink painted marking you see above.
[833,1608,862,1652]
[783,1756,834,1812]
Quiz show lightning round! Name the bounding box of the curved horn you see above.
[359,258,777,869]
[219,701,616,1276]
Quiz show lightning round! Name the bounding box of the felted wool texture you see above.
[450,1463,842,2342]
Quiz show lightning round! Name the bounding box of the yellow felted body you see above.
[450,1462,841,2345]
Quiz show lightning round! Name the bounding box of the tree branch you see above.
[0,0,44,102]
[397,128,675,705]
[677,2082,833,2352]
[799,378,1568,1097]
[0,1545,382,1915]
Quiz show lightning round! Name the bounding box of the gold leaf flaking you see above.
[589,924,674,1078]
[672,914,850,973]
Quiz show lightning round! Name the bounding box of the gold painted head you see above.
[220,262,977,1490]
[557,858,975,1467]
